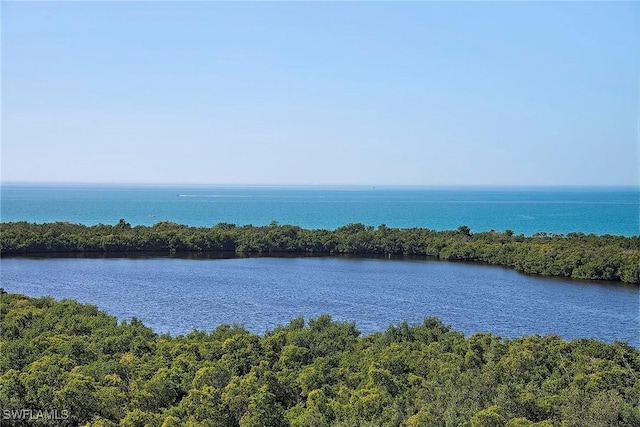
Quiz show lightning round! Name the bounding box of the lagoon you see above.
[1,255,638,346]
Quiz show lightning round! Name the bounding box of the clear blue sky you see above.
[2,1,638,186]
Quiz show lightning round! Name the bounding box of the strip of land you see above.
[1,220,638,284]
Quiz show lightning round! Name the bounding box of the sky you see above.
[1,1,638,186]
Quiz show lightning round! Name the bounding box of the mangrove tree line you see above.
[1,293,639,426]
[0,220,638,284]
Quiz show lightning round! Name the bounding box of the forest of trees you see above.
[1,292,639,426]
[1,220,638,284]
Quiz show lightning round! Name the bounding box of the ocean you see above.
[1,184,638,236]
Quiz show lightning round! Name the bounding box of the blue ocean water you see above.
[1,184,638,236]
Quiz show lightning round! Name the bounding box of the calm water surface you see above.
[2,184,638,236]
[2,257,638,346]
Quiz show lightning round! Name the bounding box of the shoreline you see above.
[1,220,638,285]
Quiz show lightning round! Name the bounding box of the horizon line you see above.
[1,180,639,190]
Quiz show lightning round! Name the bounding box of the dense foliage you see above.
[1,293,639,426]
[1,221,638,284]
